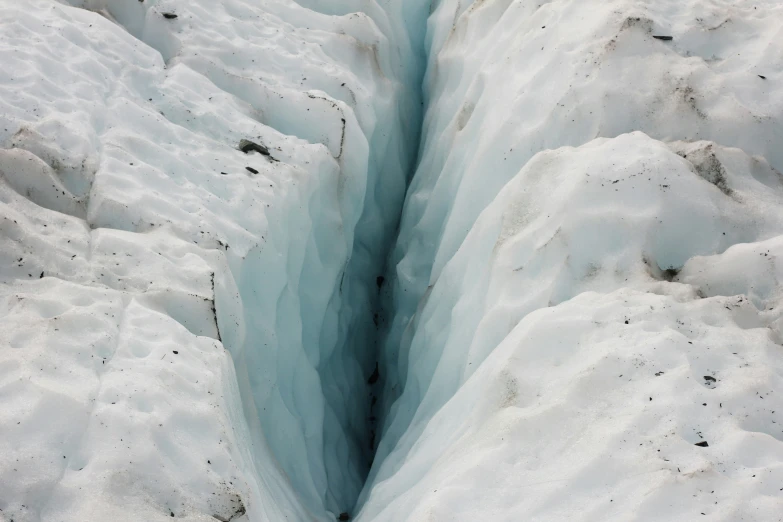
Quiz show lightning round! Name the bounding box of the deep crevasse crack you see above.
[0,0,429,520]
[3,1,783,521]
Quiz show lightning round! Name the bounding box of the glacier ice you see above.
[359,0,783,520]
[2,0,783,521]
[0,0,425,519]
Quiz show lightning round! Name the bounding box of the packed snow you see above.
[1,0,783,521]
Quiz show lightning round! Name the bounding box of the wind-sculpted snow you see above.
[0,0,424,520]
[363,0,783,520]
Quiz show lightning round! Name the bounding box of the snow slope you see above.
[362,0,783,520]
[0,0,425,520]
[3,0,783,521]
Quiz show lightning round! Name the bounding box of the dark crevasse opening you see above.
[55,0,433,519]
[315,3,432,516]
[223,0,433,519]
[307,3,440,519]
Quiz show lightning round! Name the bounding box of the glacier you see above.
[1,0,783,521]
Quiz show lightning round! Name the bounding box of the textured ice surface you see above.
[3,0,783,521]
[0,0,424,519]
[363,134,783,520]
[363,0,783,520]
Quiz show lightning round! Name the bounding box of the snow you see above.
[362,0,783,520]
[0,0,423,519]
[2,0,783,521]
[362,133,783,520]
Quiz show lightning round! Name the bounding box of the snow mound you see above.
[366,0,783,520]
[363,132,783,520]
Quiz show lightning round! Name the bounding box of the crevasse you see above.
[0,0,432,520]
[217,0,432,517]
[4,1,783,521]
[207,0,432,518]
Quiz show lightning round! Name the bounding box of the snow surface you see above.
[3,0,783,521]
[362,0,783,521]
[0,0,424,520]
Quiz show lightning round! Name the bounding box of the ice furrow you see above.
[4,1,783,521]
[359,1,783,520]
[0,0,425,520]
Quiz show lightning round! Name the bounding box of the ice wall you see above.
[0,0,425,520]
[4,0,783,520]
[361,0,783,520]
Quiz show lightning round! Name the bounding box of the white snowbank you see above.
[363,132,783,520]
[365,0,783,520]
[3,0,783,520]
